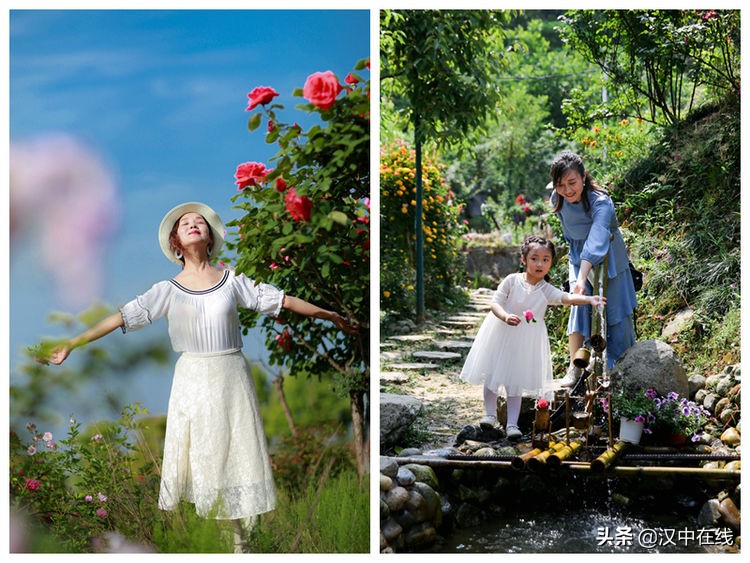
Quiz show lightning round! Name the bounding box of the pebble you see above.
[396,466,416,486]
[721,427,741,446]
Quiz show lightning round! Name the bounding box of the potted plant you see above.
[610,387,656,444]
[647,389,711,444]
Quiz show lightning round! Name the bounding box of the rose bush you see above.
[229,58,370,475]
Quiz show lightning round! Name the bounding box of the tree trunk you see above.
[273,376,297,436]
[350,390,368,483]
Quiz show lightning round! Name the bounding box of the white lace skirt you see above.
[158,350,277,519]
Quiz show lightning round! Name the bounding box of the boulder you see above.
[380,393,423,447]
[609,340,689,397]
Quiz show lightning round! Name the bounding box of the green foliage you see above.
[380,139,468,317]
[227,59,369,399]
[558,10,740,125]
[248,472,369,553]
[381,9,513,144]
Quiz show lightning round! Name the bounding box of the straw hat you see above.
[158,202,225,265]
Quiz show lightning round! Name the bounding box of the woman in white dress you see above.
[460,235,605,439]
[43,202,356,548]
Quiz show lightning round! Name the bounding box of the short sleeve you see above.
[120,281,171,333]
[492,274,514,306]
[541,281,565,306]
[233,272,285,316]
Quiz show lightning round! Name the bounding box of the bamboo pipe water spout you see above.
[511,441,558,470]
[590,441,628,473]
[547,441,582,467]
[527,441,568,471]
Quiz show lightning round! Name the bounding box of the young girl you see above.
[460,235,605,439]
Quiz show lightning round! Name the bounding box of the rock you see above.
[396,466,416,487]
[392,509,416,529]
[403,464,439,490]
[703,393,720,413]
[413,482,441,523]
[688,374,707,397]
[412,351,463,361]
[721,427,741,446]
[398,448,423,457]
[385,486,409,512]
[714,397,731,416]
[474,447,497,457]
[661,308,694,338]
[381,518,403,542]
[380,456,399,478]
[380,499,390,519]
[697,498,721,527]
[380,532,388,552]
[695,389,708,404]
[718,497,741,532]
[455,502,482,528]
[380,474,393,491]
[725,460,741,472]
[716,376,736,397]
[405,490,428,520]
[719,408,737,425]
[402,521,437,548]
[497,446,518,457]
[380,371,410,385]
[609,340,689,397]
[380,394,423,447]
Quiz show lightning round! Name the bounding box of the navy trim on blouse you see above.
[169,269,230,295]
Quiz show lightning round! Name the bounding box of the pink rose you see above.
[302,71,343,110]
[246,86,279,111]
[24,478,42,492]
[523,309,535,323]
[235,161,269,190]
[537,399,549,410]
[284,188,313,222]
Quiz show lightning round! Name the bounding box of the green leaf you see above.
[248,113,262,131]
[328,211,350,226]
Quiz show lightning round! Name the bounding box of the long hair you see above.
[550,151,607,213]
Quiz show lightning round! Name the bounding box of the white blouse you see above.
[120,269,285,354]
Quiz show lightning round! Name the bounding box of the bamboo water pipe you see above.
[564,463,741,481]
[527,441,568,471]
[590,441,628,473]
[546,441,582,467]
[511,441,557,470]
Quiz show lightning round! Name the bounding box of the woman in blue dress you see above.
[548,152,637,386]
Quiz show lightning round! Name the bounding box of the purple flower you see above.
[98,492,108,503]
[85,495,93,502]
[96,508,107,518]
[27,446,36,456]
[634,415,646,424]
[644,388,658,400]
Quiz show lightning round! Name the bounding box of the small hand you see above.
[505,314,522,326]
[591,295,607,308]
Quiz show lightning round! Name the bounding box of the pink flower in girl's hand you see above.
[523,309,536,323]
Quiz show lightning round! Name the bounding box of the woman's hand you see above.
[330,312,359,334]
[36,343,72,366]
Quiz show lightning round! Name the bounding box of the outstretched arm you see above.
[282,295,358,334]
[562,293,606,308]
[42,311,125,365]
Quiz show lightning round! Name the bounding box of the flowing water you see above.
[432,508,730,554]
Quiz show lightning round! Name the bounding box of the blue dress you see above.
[552,189,637,367]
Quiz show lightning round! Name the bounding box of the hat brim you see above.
[545,181,554,190]
[158,202,225,265]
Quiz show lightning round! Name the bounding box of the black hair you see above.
[549,151,607,213]
[521,234,556,281]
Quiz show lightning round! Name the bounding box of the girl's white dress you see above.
[460,273,564,399]
[120,269,283,520]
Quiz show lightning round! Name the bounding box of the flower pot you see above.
[619,417,644,444]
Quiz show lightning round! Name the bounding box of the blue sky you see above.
[8,9,370,428]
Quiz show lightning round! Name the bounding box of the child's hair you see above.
[549,151,607,213]
[521,235,555,281]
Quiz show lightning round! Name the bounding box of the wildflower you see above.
[26,422,36,432]
[383,291,391,298]
[246,86,279,111]
[43,431,53,441]
[96,508,108,518]
[85,495,94,502]
[98,492,108,503]
[25,478,42,492]
[269,262,279,271]
[91,434,103,442]
[45,440,57,450]
[27,445,36,456]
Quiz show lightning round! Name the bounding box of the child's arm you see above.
[491,303,522,326]
[41,311,125,365]
[562,293,606,308]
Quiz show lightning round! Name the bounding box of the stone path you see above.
[379,289,495,448]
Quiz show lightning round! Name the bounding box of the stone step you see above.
[412,351,463,361]
[388,334,434,343]
[388,362,440,371]
[380,371,410,385]
[434,340,474,350]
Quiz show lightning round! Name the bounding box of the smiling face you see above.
[169,212,213,256]
[554,169,585,204]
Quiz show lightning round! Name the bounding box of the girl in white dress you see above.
[460,235,605,439]
[43,202,356,548]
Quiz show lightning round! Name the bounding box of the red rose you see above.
[275,177,287,192]
[537,399,549,410]
[284,188,313,222]
[235,161,269,190]
[302,71,343,110]
[276,329,293,352]
[246,86,279,111]
[345,73,359,85]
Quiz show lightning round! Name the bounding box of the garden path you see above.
[379,289,495,449]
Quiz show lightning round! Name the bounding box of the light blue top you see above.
[552,189,637,327]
